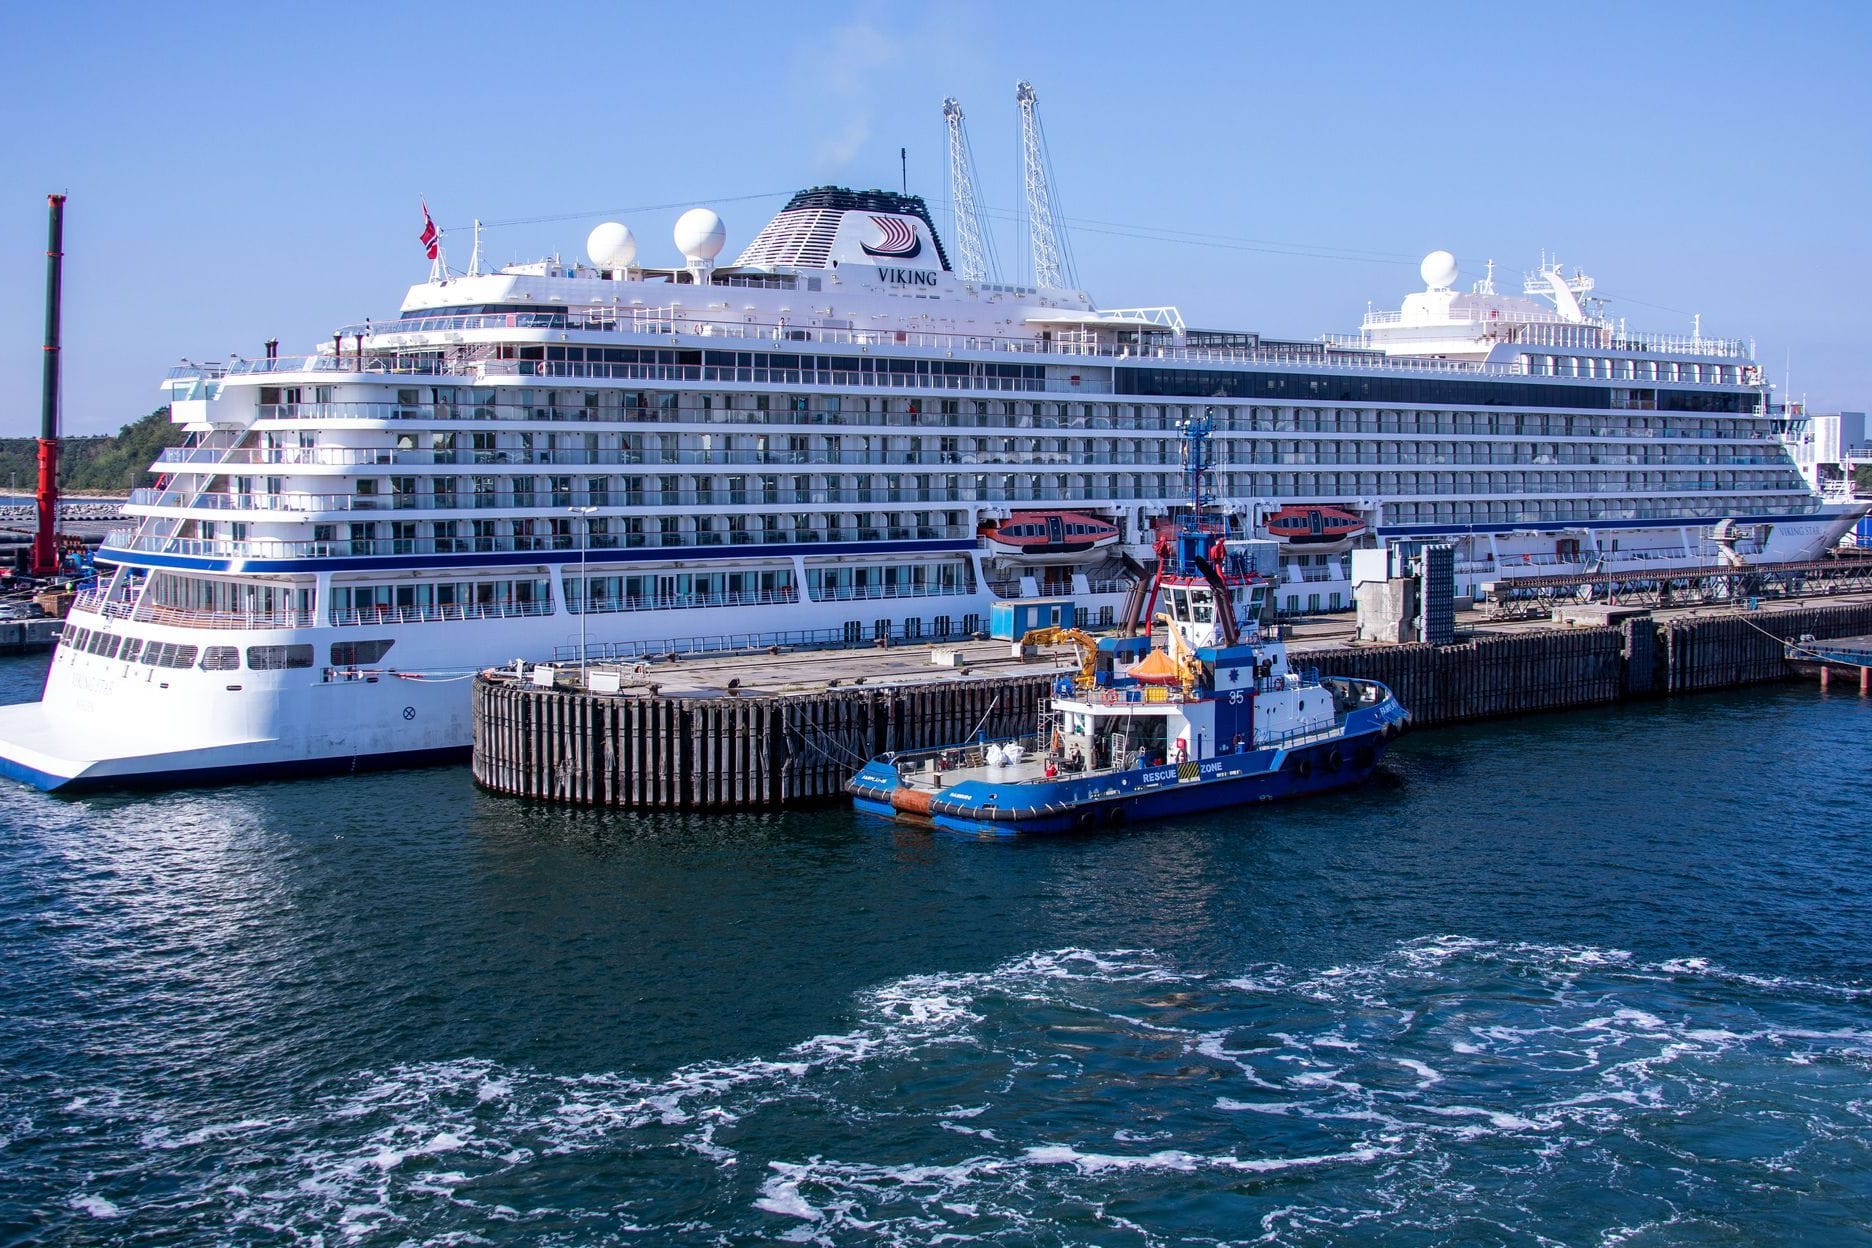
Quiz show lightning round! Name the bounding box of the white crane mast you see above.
[942,97,998,284]
[1016,79,1076,290]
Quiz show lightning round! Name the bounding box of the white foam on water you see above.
[1418,1104,1540,1131]
[71,1195,123,1219]
[937,1120,999,1140]
[1609,1008,1669,1030]
[1215,1098,1303,1115]
[755,1165,824,1221]
[1024,1142,1390,1176]
[52,940,1872,1243]
[1288,1070,1363,1095]
[141,1117,276,1151]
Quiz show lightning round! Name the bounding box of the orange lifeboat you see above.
[1126,648,1184,686]
[981,510,1121,556]
[1263,505,1365,545]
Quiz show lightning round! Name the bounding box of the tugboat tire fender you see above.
[1294,757,1313,780]
[1325,747,1345,772]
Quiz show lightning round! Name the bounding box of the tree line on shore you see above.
[0,408,184,495]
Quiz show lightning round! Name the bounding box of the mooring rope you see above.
[1731,613,1872,668]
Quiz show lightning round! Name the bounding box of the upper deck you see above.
[177,189,1760,409]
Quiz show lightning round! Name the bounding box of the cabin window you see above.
[247,644,315,670]
[332,640,394,666]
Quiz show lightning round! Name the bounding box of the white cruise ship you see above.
[0,181,1860,789]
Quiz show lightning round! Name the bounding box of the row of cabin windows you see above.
[258,387,1770,434]
[62,626,392,670]
[326,462,1802,508]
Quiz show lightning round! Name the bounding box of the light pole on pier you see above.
[569,506,597,683]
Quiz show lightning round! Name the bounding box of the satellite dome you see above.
[1420,250,1459,291]
[673,208,726,261]
[586,222,637,270]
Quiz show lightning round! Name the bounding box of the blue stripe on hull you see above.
[932,757,1387,837]
[97,537,977,576]
[853,729,1395,838]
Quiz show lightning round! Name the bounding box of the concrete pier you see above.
[0,617,68,654]
[471,598,1872,809]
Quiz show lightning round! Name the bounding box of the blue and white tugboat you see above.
[849,417,1410,836]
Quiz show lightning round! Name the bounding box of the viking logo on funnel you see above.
[860,215,922,259]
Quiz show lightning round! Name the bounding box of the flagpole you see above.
[420,198,446,283]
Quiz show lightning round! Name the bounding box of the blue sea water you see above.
[2,650,1870,1245]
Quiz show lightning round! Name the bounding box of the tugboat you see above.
[848,417,1410,836]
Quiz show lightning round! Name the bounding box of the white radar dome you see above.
[1420,250,1459,290]
[586,221,637,270]
[673,208,726,261]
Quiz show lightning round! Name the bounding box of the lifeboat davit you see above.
[1263,504,1366,546]
[981,510,1121,556]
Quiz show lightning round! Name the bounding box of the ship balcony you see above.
[214,306,1763,390]
[804,582,975,604]
[155,446,402,468]
[71,588,315,631]
[226,355,457,377]
[129,484,1090,514]
[253,402,430,423]
[328,599,556,628]
[474,357,1097,393]
[150,443,1796,476]
[99,526,971,564]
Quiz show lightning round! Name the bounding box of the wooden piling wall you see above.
[1655,603,1872,693]
[473,672,1054,808]
[472,602,1872,807]
[1291,627,1626,729]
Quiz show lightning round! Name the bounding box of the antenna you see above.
[467,219,483,277]
[943,97,999,283]
[900,147,907,195]
[1016,80,1076,290]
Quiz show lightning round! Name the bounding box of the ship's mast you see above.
[942,97,998,283]
[1016,80,1076,290]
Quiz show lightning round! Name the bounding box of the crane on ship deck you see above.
[1017,625,1100,689]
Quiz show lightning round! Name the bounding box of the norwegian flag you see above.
[419,200,440,260]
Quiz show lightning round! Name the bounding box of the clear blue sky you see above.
[1,1,1867,435]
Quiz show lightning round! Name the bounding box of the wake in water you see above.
[33,938,1872,1246]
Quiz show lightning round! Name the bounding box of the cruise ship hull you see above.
[0,644,477,790]
[7,502,1857,792]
